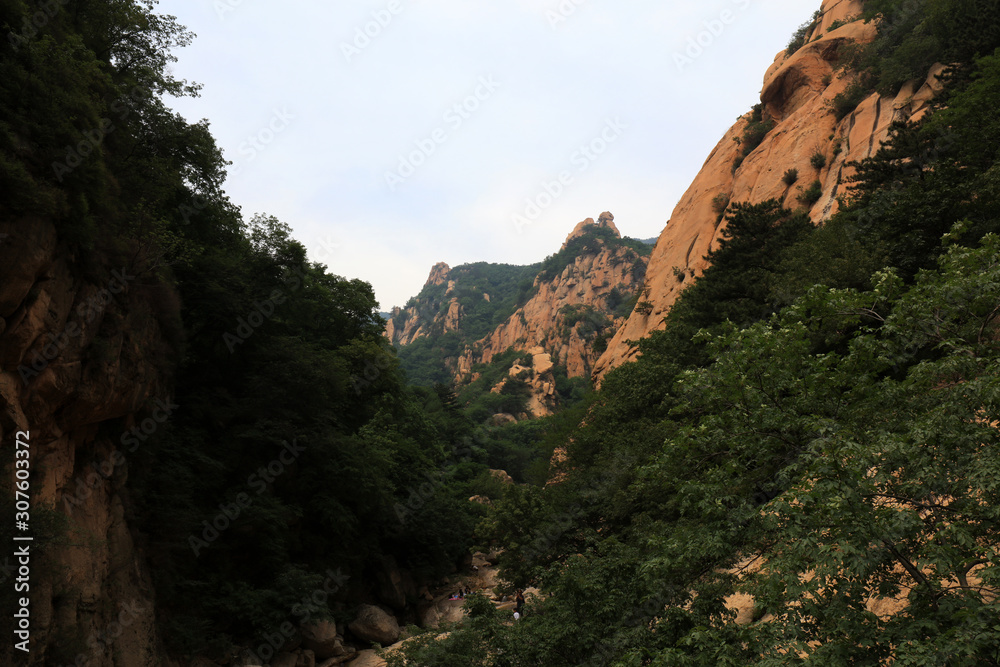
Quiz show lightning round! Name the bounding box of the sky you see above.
[156,0,816,310]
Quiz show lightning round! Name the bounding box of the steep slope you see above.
[595,0,946,380]
[390,213,650,417]
[0,223,170,665]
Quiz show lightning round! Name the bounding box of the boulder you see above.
[272,652,298,667]
[316,648,357,667]
[297,649,316,667]
[301,619,341,659]
[375,556,415,611]
[348,605,401,646]
[489,469,514,485]
[348,650,388,667]
[418,603,441,628]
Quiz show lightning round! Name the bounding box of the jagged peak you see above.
[425,262,451,288]
[562,212,621,250]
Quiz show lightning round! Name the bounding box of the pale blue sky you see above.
[157,0,816,309]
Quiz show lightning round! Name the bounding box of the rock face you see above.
[594,0,946,381]
[0,219,173,665]
[471,213,644,382]
[348,604,402,646]
[385,263,455,346]
[388,213,649,417]
[301,620,343,659]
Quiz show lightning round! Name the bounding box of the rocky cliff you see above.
[0,221,173,665]
[594,0,946,380]
[389,213,649,417]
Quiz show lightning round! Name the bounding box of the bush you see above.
[832,77,872,121]
[782,168,799,186]
[742,116,776,157]
[712,193,730,216]
[798,180,823,207]
[811,151,827,169]
[786,11,820,55]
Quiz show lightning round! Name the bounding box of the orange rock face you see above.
[594,0,946,382]
[475,216,644,380]
[388,214,648,417]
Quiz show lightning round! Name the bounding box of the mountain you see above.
[594,0,945,380]
[387,212,650,417]
[389,0,1000,662]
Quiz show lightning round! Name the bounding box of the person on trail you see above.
[515,590,525,615]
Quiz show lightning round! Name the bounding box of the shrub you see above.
[782,168,799,186]
[636,301,654,316]
[742,117,776,156]
[811,151,827,169]
[786,11,820,55]
[734,105,776,172]
[712,193,730,218]
[832,77,872,121]
[797,180,823,207]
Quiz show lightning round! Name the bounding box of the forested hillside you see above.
[389,214,651,423]
[0,1,504,663]
[389,0,1000,664]
[4,0,1000,665]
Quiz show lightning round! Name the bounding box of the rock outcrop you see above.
[0,219,174,665]
[594,0,946,381]
[471,213,644,382]
[388,213,650,417]
[348,604,402,646]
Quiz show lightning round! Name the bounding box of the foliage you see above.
[810,150,827,169]
[0,1,490,656]
[538,225,649,282]
[781,168,799,186]
[392,42,1000,666]
[734,104,776,171]
[797,179,823,206]
[849,0,1000,93]
[832,74,873,120]
[559,304,610,340]
[786,10,821,55]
